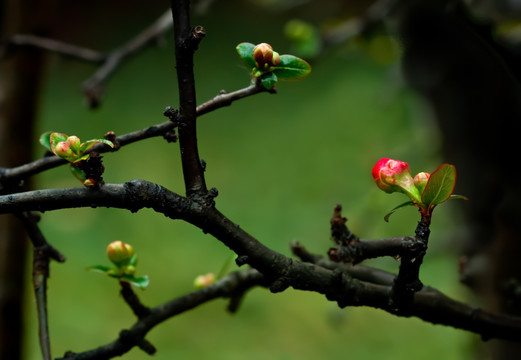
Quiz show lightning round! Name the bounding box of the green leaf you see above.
[260,72,278,89]
[236,42,256,69]
[129,254,138,267]
[273,55,311,79]
[69,164,88,182]
[87,265,113,274]
[39,132,53,152]
[49,132,69,153]
[383,201,416,222]
[79,139,114,154]
[122,275,149,289]
[421,164,456,207]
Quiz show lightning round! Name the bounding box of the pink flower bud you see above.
[414,172,431,194]
[252,43,281,70]
[67,135,81,153]
[372,158,421,203]
[107,241,134,268]
[54,141,73,158]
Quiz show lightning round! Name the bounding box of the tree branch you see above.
[0,81,271,189]
[4,34,105,63]
[2,10,174,108]
[14,212,66,360]
[82,10,173,108]
[56,269,267,360]
[2,182,521,342]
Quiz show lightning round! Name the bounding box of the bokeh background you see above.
[21,1,475,359]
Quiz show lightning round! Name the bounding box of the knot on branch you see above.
[163,106,179,123]
[190,187,218,207]
[184,25,206,51]
[124,179,163,212]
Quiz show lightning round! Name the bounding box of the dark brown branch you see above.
[328,205,418,264]
[56,269,266,360]
[2,182,521,342]
[170,0,208,197]
[196,79,274,116]
[389,218,430,312]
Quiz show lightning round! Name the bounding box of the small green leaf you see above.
[383,200,416,222]
[273,55,311,79]
[236,42,256,69]
[49,132,69,153]
[87,265,113,274]
[421,164,456,206]
[129,254,138,267]
[69,164,88,182]
[79,139,114,154]
[260,72,278,89]
[122,275,149,289]
[39,132,53,152]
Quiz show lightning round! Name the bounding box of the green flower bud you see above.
[107,241,134,268]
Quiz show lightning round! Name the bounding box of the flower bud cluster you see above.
[53,135,82,162]
[372,158,430,204]
[252,43,281,71]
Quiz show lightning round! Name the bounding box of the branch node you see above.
[184,25,206,50]
[163,106,179,123]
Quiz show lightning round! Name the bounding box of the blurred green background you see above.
[22,1,475,359]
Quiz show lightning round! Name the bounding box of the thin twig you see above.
[83,10,173,107]
[56,269,266,360]
[14,212,65,360]
[5,34,105,63]
[0,81,270,188]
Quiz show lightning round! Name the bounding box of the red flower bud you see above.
[372,158,421,203]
